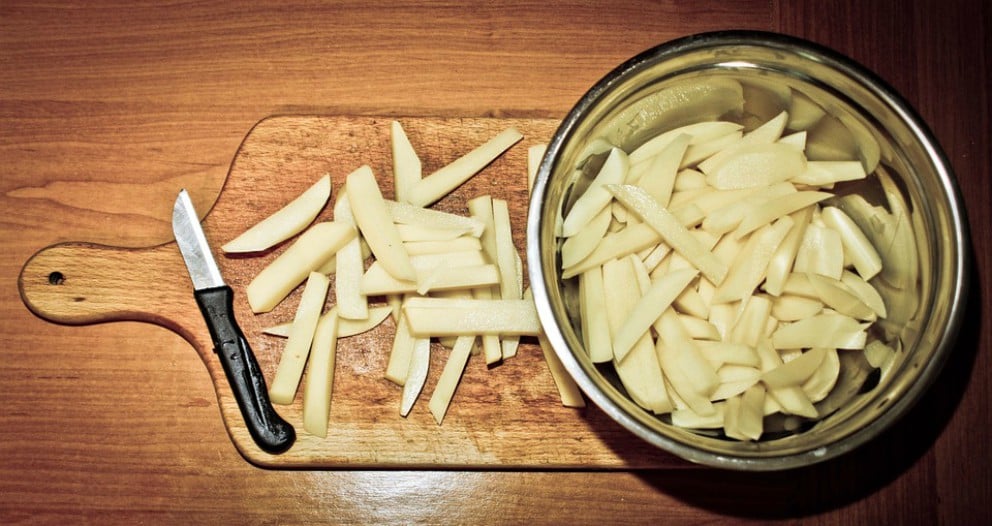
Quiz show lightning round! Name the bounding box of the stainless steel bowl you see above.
[527,30,970,470]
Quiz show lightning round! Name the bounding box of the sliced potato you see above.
[262,305,392,338]
[561,147,629,237]
[407,127,523,207]
[269,272,330,405]
[608,184,727,285]
[391,120,422,203]
[222,174,331,253]
[347,165,417,282]
[302,311,339,438]
[428,335,475,424]
[402,298,540,337]
[246,221,355,313]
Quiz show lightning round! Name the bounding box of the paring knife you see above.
[172,189,295,454]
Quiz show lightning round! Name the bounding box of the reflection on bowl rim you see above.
[526,30,970,470]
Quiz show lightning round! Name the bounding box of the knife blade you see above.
[173,189,295,454]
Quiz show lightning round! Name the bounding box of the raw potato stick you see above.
[391,121,422,203]
[492,198,522,358]
[269,272,330,405]
[246,221,355,313]
[347,165,417,282]
[262,305,393,338]
[402,298,540,336]
[428,335,476,424]
[223,174,331,253]
[406,127,524,207]
[332,193,368,320]
[537,332,586,408]
[400,337,431,417]
[607,184,728,285]
[302,311,339,438]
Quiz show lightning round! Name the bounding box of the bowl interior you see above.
[528,32,968,469]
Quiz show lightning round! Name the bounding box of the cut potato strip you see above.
[793,161,865,186]
[347,165,417,282]
[678,314,721,340]
[561,222,660,279]
[493,199,522,359]
[399,336,431,417]
[735,385,765,440]
[680,130,743,168]
[727,295,772,347]
[302,312,339,438]
[697,341,761,368]
[384,313,416,386]
[636,134,690,206]
[703,143,805,190]
[820,206,882,280]
[262,305,392,338]
[332,193,368,320]
[246,221,355,313]
[608,184,728,285]
[806,273,877,320]
[223,174,331,253]
[712,216,793,304]
[391,120,422,204]
[269,272,330,405]
[671,403,726,429]
[361,261,500,296]
[700,181,796,235]
[672,168,707,192]
[733,190,831,239]
[778,131,807,150]
[629,121,743,165]
[611,268,698,361]
[769,294,823,321]
[697,111,789,174]
[428,335,475,424]
[561,147,629,237]
[403,236,482,256]
[772,313,867,349]
[385,199,485,237]
[407,127,523,207]
[767,385,818,418]
[657,338,716,417]
[840,270,887,318]
[402,298,540,336]
[655,309,720,398]
[761,347,828,389]
[602,257,673,414]
[580,266,613,363]
[801,348,840,402]
[560,205,612,269]
[395,223,475,242]
[537,332,586,408]
[763,206,814,296]
[793,223,844,280]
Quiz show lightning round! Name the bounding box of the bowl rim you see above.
[526,29,971,470]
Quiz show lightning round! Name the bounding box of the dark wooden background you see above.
[2,1,988,523]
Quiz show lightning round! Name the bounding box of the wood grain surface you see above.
[2,1,988,524]
[20,115,678,468]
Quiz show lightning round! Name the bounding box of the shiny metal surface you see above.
[173,189,225,291]
[527,30,970,470]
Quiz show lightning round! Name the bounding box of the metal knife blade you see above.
[172,189,295,454]
[173,190,224,291]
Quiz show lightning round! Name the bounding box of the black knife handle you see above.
[194,286,295,454]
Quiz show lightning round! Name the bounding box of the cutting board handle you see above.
[18,241,200,344]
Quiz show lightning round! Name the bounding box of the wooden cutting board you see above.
[18,115,687,469]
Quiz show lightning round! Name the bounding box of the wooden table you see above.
[2,1,988,523]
